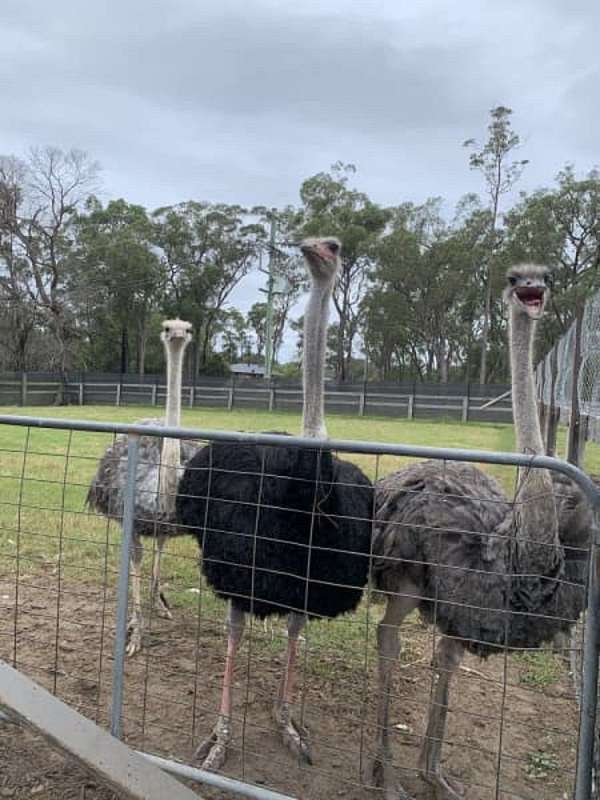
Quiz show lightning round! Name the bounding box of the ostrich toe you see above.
[125,619,143,657]
[153,590,173,620]
[273,701,312,764]
[194,715,231,772]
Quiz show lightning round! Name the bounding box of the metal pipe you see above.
[575,510,600,800]
[1,413,599,503]
[110,433,139,739]
[137,752,296,800]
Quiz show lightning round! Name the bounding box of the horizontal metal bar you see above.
[1,412,599,504]
[0,660,201,800]
[137,752,296,800]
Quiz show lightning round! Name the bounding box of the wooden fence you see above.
[0,373,512,423]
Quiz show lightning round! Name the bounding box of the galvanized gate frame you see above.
[1,413,599,800]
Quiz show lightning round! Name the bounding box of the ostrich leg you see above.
[195,603,245,771]
[150,532,172,619]
[126,533,144,657]
[418,636,464,800]
[273,611,312,763]
[371,587,419,800]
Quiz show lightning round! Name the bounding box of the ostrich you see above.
[370,265,593,800]
[87,318,198,656]
[177,237,373,770]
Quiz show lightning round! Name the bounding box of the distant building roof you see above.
[229,363,266,376]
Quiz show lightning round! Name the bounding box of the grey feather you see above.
[86,421,200,538]
[372,461,592,656]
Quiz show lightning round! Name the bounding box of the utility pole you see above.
[261,210,277,380]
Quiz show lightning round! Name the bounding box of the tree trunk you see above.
[138,334,146,379]
[567,302,585,465]
[120,325,129,375]
[479,268,492,385]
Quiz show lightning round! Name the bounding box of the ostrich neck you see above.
[161,341,185,470]
[509,306,559,563]
[158,340,186,515]
[509,310,544,454]
[302,278,332,439]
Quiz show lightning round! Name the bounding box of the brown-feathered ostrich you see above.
[177,238,373,770]
[87,319,199,656]
[370,265,593,800]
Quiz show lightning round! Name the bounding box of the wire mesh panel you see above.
[1,416,599,800]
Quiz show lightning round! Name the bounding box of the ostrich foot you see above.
[194,714,231,772]
[421,769,464,800]
[273,701,312,764]
[370,755,414,800]
[153,590,173,620]
[125,618,143,657]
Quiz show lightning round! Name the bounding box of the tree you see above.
[0,147,100,379]
[74,198,163,375]
[153,202,266,375]
[505,166,600,462]
[464,106,528,383]
[298,163,390,381]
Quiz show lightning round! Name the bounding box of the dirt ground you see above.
[0,568,579,800]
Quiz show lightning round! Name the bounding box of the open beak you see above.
[514,285,547,319]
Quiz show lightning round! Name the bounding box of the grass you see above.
[0,404,598,675]
[514,650,563,689]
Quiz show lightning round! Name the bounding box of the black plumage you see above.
[177,439,373,620]
[176,237,374,771]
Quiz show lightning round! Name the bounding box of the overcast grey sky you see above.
[2,0,598,355]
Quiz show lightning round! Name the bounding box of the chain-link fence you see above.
[1,414,599,799]
[537,290,600,455]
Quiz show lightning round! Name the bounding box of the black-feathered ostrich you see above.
[370,265,593,800]
[177,237,373,769]
[87,319,199,656]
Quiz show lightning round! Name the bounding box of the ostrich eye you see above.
[326,241,339,254]
[544,273,552,286]
[508,275,517,286]
[164,326,170,333]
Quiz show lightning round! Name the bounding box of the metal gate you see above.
[0,413,598,799]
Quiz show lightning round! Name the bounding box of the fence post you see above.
[116,381,122,407]
[189,384,195,408]
[407,384,415,419]
[78,379,84,406]
[268,380,275,412]
[574,508,600,800]
[359,382,366,416]
[228,376,235,411]
[20,372,27,407]
[110,433,139,739]
[151,380,158,407]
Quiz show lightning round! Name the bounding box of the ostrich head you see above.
[160,318,193,350]
[504,264,552,320]
[300,237,342,284]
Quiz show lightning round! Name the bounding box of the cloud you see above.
[1,0,599,360]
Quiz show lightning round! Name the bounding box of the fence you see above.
[0,372,513,422]
[536,290,600,459]
[0,414,599,799]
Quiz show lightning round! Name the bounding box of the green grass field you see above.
[0,405,595,675]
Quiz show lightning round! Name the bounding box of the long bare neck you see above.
[509,310,544,454]
[509,307,559,562]
[159,341,185,514]
[302,277,333,438]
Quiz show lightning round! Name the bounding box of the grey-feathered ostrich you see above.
[87,319,198,656]
[370,265,593,800]
[177,238,373,770]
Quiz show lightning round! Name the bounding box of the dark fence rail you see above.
[0,372,512,422]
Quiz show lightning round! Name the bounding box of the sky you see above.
[2,0,599,358]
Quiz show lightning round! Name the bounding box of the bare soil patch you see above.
[0,569,578,799]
